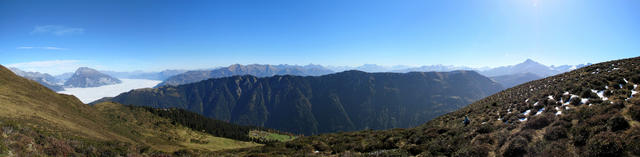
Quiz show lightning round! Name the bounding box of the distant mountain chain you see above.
[478,59,590,77]
[100,69,188,80]
[155,59,590,88]
[8,67,64,91]
[154,64,334,87]
[97,70,503,135]
[489,73,542,88]
[9,59,589,91]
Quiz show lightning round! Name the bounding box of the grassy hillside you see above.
[136,106,296,144]
[0,65,260,156]
[94,102,260,152]
[215,56,640,156]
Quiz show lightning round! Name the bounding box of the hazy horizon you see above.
[2,0,638,74]
[4,58,596,75]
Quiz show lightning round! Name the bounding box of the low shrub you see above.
[607,116,629,132]
[581,90,597,98]
[585,132,624,157]
[627,128,640,155]
[524,115,552,130]
[570,97,582,105]
[471,134,494,145]
[544,126,568,141]
[537,141,571,157]
[452,144,491,157]
[502,136,528,157]
[630,105,640,121]
[475,124,494,134]
[570,126,590,146]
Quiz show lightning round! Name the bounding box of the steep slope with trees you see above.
[104,70,503,135]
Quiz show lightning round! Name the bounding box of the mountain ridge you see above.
[490,72,542,88]
[99,70,503,135]
[8,67,64,91]
[155,64,334,87]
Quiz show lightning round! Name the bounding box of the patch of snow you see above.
[58,79,161,103]
[507,108,512,114]
[592,89,608,101]
[525,98,529,103]
[519,117,527,122]
[548,95,554,100]
[605,85,609,89]
[563,91,570,95]
[554,107,562,115]
[635,84,638,89]
[565,106,570,110]
[581,98,589,104]
[613,68,620,70]
[619,84,623,89]
[535,108,545,115]
[571,94,579,99]
[523,109,531,115]
[624,78,629,83]
[562,95,579,105]
[533,101,539,106]
[569,65,577,70]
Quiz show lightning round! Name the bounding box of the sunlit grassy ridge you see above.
[0,65,260,156]
[94,102,261,152]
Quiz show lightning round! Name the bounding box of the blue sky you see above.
[1,0,638,74]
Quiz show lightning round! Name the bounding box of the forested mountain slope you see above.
[104,70,503,135]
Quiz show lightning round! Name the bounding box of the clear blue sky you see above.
[1,0,638,74]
